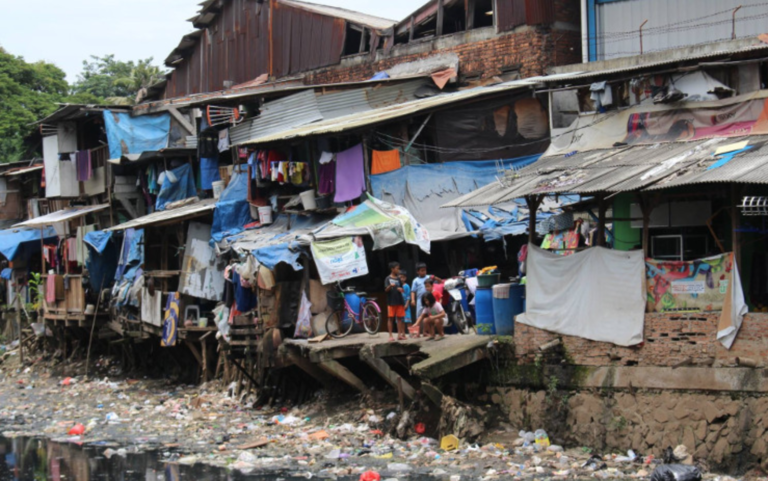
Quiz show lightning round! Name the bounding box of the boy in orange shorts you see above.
[385,261,406,341]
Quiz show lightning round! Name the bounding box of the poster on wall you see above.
[311,236,368,285]
[646,252,747,349]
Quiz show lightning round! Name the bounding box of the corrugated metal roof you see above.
[105,199,216,232]
[278,0,396,30]
[15,204,110,228]
[34,104,130,126]
[230,90,325,145]
[539,42,768,84]
[443,136,768,207]
[0,165,43,177]
[242,79,538,146]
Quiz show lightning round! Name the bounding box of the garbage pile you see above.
[0,354,719,480]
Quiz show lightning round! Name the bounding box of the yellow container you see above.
[441,434,460,451]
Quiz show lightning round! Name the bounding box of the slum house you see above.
[446,38,768,385]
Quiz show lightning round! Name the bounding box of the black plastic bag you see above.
[650,464,702,481]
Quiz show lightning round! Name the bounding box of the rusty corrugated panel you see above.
[525,0,554,25]
[496,0,526,32]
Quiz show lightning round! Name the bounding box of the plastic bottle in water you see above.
[534,429,550,448]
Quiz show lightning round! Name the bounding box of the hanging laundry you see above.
[75,150,92,181]
[233,271,257,312]
[318,160,336,196]
[76,225,96,267]
[200,157,221,190]
[198,127,219,159]
[334,144,365,203]
[290,162,307,185]
[590,81,613,110]
[218,128,230,153]
[371,150,401,174]
[46,275,57,304]
[161,292,180,347]
[318,151,334,164]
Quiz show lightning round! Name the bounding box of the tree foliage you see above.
[0,47,70,162]
[72,55,164,105]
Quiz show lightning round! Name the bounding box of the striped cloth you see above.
[161,292,179,347]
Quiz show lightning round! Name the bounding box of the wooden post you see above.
[409,16,415,42]
[362,137,372,195]
[597,194,607,247]
[639,195,651,258]
[526,195,541,245]
[436,0,445,37]
[732,184,741,270]
[358,27,368,53]
[466,0,476,30]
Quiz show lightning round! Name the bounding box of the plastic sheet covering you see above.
[115,229,144,282]
[103,110,170,160]
[371,157,540,241]
[83,231,113,254]
[253,243,304,271]
[156,164,197,211]
[0,227,57,261]
[86,236,119,291]
[211,169,252,243]
[517,244,646,346]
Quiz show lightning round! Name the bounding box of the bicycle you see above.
[325,284,381,339]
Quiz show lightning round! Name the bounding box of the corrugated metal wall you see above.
[164,0,270,98]
[596,0,768,61]
[496,0,554,32]
[271,1,346,79]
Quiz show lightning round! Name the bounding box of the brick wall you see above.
[515,312,768,367]
[304,26,582,86]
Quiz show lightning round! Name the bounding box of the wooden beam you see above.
[597,194,607,247]
[167,107,195,135]
[422,382,445,406]
[359,27,368,53]
[526,195,542,245]
[361,355,417,399]
[409,16,415,42]
[732,184,741,270]
[319,360,369,393]
[284,351,339,388]
[185,339,203,366]
[436,0,445,37]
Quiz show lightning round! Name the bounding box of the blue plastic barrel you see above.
[344,292,362,332]
[492,284,526,336]
[475,287,496,335]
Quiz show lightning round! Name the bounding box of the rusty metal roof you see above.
[14,204,110,228]
[278,0,396,30]
[443,136,768,208]
[105,199,217,231]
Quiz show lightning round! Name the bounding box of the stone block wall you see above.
[514,313,768,367]
[486,387,768,471]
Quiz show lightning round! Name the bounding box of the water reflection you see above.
[0,436,340,481]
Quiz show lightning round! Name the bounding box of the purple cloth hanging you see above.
[76,150,92,181]
[318,160,335,196]
[334,144,365,203]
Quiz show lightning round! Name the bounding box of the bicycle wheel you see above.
[326,309,354,338]
[362,303,381,335]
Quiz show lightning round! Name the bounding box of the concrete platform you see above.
[282,333,490,396]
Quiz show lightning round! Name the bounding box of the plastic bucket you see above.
[300,190,317,210]
[475,287,496,335]
[212,180,225,199]
[477,273,500,288]
[258,206,273,225]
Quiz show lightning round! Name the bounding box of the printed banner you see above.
[311,236,368,285]
[645,253,735,312]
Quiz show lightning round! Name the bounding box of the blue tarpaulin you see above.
[156,164,197,211]
[212,169,252,243]
[115,229,144,282]
[86,238,119,291]
[0,227,57,261]
[252,243,304,271]
[103,110,171,160]
[83,230,113,254]
[200,158,221,190]
[0,268,12,280]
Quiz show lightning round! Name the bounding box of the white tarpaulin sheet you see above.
[517,245,646,346]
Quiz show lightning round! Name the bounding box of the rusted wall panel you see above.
[496,0,527,32]
[525,0,554,25]
[164,0,270,98]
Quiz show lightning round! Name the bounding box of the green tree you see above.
[72,55,164,105]
[0,46,70,162]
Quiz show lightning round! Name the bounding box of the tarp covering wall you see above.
[431,95,550,162]
[547,91,768,156]
[212,169,252,242]
[0,227,57,261]
[371,157,541,241]
[86,237,118,291]
[646,252,747,349]
[103,110,170,160]
[517,244,646,346]
[155,164,197,211]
